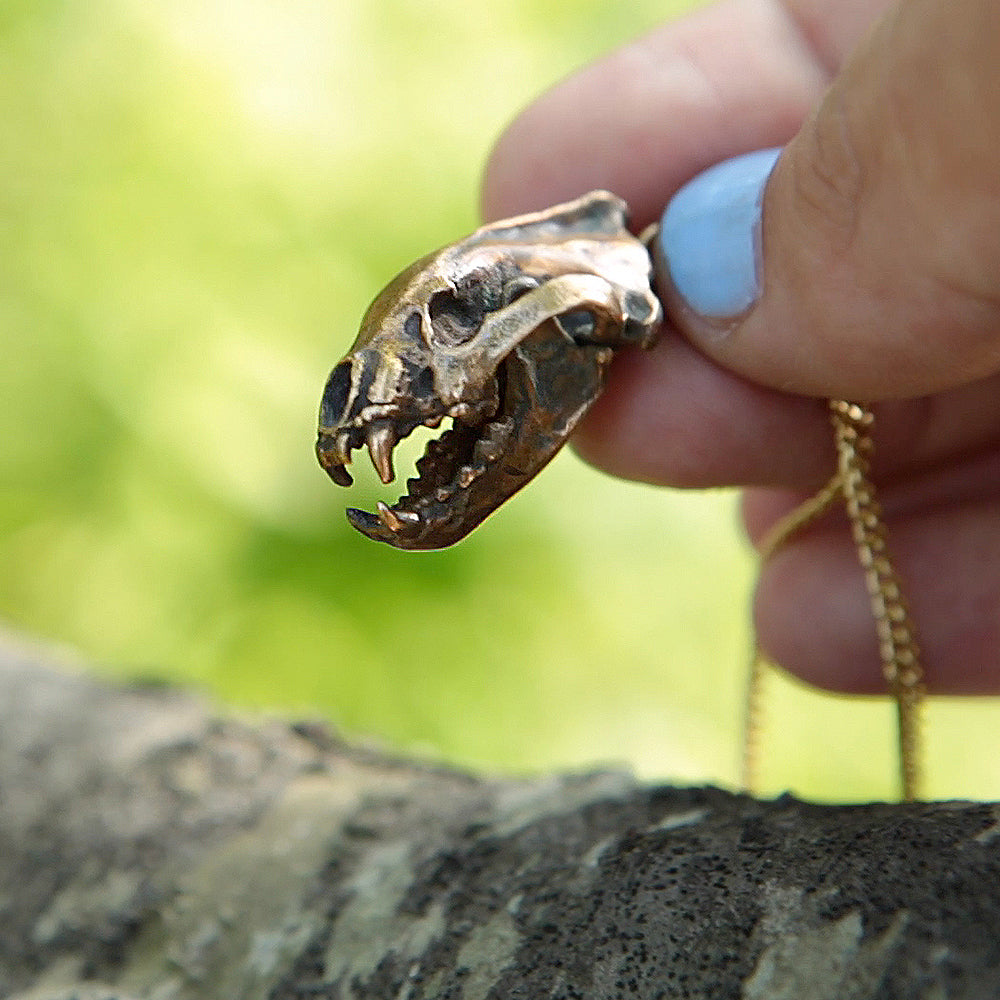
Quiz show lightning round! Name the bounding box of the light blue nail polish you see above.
[658,147,781,319]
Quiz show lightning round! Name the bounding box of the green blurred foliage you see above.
[2,0,998,800]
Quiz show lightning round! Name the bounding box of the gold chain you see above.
[742,400,924,801]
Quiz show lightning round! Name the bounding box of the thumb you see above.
[656,0,1000,401]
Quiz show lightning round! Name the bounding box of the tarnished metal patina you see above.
[316,191,662,548]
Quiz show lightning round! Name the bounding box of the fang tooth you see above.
[377,501,403,531]
[395,509,419,525]
[367,425,396,484]
[327,463,354,487]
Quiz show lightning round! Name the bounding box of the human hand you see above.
[482,0,1000,695]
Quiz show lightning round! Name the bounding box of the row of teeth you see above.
[369,416,514,533]
[323,405,480,488]
[320,400,514,533]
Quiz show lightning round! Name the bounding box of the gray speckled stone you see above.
[1,631,998,1000]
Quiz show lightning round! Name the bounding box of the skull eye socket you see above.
[428,265,509,347]
[428,287,484,346]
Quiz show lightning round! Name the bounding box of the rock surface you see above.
[1,631,998,1000]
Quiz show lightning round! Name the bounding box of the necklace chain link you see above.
[743,400,924,801]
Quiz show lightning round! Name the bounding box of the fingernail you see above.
[657,147,781,320]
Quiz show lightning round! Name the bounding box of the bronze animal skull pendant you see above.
[317,191,662,549]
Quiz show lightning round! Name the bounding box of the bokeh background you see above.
[3,0,998,801]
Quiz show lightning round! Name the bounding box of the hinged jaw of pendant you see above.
[316,191,662,549]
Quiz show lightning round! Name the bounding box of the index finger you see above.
[482,0,863,229]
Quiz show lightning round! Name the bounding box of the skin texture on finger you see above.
[482,0,840,230]
[575,341,1000,491]
[573,333,836,488]
[781,0,894,70]
[704,0,1000,399]
[751,494,1000,694]
[482,0,896,228]
[745,443,1000,695]
[744,445,1000,546]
